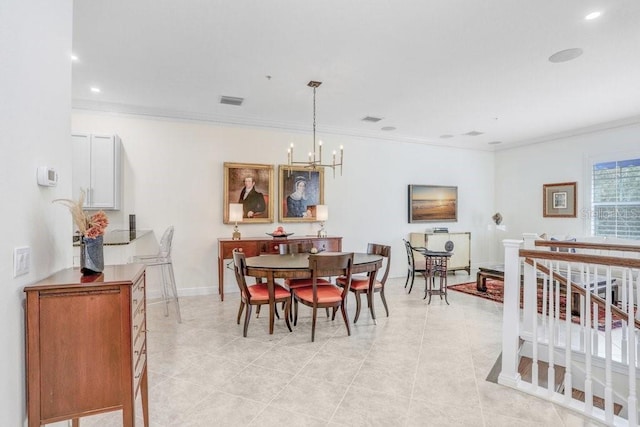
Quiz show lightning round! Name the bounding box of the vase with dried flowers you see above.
[54,190,109,275]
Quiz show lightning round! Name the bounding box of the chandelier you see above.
[287,81,343,177]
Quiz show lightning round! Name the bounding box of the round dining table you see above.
[245,252,383,334]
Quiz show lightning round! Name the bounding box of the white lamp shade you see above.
[229,203,244,222]
[316,205,328,221]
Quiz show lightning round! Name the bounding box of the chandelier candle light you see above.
[287,81,343,177]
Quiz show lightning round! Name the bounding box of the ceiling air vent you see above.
[362,116,383,123]
[220,96,244,106]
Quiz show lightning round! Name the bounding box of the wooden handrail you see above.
[534,239,640,254]
[520,249,640,269]
[523,257,640,330]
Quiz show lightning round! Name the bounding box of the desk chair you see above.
[133,226,181,322]
[403,239,426,294]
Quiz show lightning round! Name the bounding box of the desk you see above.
[217,236,342,300]
[245,252,382,333]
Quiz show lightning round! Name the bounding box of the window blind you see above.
[592,158,640,239]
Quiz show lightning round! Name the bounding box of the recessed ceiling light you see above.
[90,87,101,93]
[70,54,78,61]
[381,126,396,131]
[585,11,601,20]
[488,141,502,145]
[362,116,383,123]
[464,130,484,136]
[549,48,583,63]
[439,134,453,139]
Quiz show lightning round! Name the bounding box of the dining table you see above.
[244,252,383,334]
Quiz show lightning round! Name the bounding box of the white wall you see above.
[495,122,640,258]
[0,0,73,425]
[71,111,498,297]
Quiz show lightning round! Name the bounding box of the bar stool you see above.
[133,226,182,322]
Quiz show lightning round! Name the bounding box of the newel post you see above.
[498,239,523,388]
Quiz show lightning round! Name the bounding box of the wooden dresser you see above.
[217,236,342,300]
[24,264,148,427]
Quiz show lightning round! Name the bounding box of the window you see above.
[591,157,640,239]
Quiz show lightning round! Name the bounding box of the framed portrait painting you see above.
[278,165,324,222]
[543,182,576,218]
[223,162,274,224]
[408,185,458,223]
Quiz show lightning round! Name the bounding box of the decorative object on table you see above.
[223,162,274,224]
[229,203,244,240]
[278,165,324,223]
[285,81,343,178]
[267,226,293,239]
[492,212,502,225]
[316,205,328,237]
[543,182,577,218]
[408,185,458,223]
[129,213,136,239]
[53,189,109,275]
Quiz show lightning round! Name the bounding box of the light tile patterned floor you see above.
[74,274,606,426]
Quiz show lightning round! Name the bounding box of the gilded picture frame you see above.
[543,182,577,218]
[278,165,324,223]
[223,162,274,224]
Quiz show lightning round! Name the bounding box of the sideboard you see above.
[24,264,148,427]
[217,236,342,300]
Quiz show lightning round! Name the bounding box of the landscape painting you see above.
[408,185,458,223]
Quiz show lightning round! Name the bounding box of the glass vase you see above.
[80,235,104,276]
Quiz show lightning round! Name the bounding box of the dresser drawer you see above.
[222,241,260,258]
[133,344,146,391]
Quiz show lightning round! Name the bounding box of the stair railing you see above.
[499,236,640,426]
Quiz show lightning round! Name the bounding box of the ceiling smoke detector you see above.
[220,96,244,106]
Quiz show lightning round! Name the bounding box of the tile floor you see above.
[77,273,606,426]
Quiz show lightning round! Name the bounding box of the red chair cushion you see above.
[336,275,368,286]
[285,278,330,289]
[351,280,383,291]
[247,283,290,301]
[294,285,343,304]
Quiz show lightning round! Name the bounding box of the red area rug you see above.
[449,279,623,330]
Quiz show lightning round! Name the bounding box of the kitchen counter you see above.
[73,229,152,246]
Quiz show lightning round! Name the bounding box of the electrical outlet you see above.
[13,246,30,277]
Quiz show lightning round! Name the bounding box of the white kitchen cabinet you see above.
[72,133,122,210]
[409,232,471,274]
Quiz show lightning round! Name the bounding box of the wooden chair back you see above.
[232,250,250,298]
[367,243,391,286]
[308,252,354,300]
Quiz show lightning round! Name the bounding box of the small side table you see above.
[419,250,452,304]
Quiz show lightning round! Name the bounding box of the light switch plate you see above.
[14,246,30,277]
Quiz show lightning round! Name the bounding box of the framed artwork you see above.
[278,165,324,222]
[543,182,576,218]
[408,185,458,223]
[223,162,274,224]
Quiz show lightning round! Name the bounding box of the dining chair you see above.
[336,243,390,323]
[403,238,426,294]
[232,250,292,337]
[292,252,354,342]
[278,242,331,319]
[132,226,181,322]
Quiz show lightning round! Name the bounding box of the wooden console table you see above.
[217,236,342,300]
[24,264,148,427]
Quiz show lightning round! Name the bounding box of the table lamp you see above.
[229,203,244,240]
[316,205,328,237]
